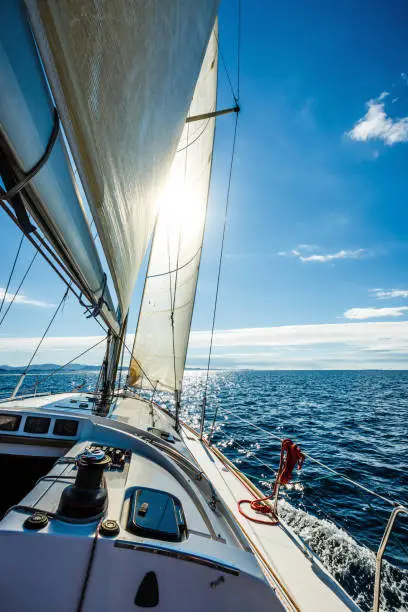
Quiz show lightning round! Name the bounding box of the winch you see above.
[58,447,111,519]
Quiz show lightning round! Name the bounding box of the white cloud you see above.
[370,288,408,300]
[299,249,365,262]
[3,325,408,369]
[296,243,319,252]
[187,321,408,369]
[188,322,408,353]
[279,247,365,263]
[0,288,55,309]
[344,306,408,320]
[347,94,408,146]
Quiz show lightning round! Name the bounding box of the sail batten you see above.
[26,0,219,315]
[129,26,218,392]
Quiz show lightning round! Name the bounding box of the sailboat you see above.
[0,2,403,610]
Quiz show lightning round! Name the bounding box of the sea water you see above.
[0,369,407,610]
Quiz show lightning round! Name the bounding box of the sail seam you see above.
[147,246,202,279]
[176,113,214,153]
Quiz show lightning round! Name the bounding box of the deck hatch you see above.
[127,488,185,542]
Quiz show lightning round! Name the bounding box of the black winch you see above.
[58,448,111,519]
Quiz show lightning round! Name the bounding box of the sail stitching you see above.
[147,245,202,279]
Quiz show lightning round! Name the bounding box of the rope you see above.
[0,234,24,316]
[201,113,239,440]
[0,250,38,328]
[238,439,304,525]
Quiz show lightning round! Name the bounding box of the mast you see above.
[96,313,128,416]
[2,1,220,409]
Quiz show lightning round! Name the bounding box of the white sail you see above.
[0,0,117,333]
[26,0,219,316]
[129,27,218,392]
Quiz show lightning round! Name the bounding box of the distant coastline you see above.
[0,364,103,375]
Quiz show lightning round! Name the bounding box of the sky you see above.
[1,0,408,370]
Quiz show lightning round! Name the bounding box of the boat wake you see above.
[278,500,408,611]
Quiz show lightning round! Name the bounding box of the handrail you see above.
[143,395,408,610]
[373,505,408,612]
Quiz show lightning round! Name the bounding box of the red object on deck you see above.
[237,438,304,525]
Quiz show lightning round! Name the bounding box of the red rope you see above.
[238,438,304,525]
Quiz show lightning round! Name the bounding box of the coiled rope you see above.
[238,438,304,524]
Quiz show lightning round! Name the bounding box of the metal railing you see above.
[373,505,408,612]
[196,407,408,612]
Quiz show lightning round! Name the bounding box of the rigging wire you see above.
[0,200,112,335]
[11,286,70,397]
[214,31,238,104]
[23,289,69,374]
[212,407,404,508]
[0,250,39,328]
[201,0,242,441]
[237,0,241,101]
[0,234,24,316]
[213,0,241,105]
[200,112,239,440]
[26,335,108,395]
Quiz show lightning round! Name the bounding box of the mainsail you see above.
[0,0,117,332]
[26,0,219,316]
[129,26,218,392]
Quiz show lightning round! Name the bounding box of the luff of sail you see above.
[129,26,218,392]
[26,0,220,316]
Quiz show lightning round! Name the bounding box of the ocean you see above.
[1,368,407,610]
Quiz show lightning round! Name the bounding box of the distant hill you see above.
[0,364,103,374]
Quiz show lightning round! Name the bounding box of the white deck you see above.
[180,426,360,612]
[115,394,360,611]
[0,392,360,611]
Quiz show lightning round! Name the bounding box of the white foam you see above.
[278,500,408,611]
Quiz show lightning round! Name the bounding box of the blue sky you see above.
[1,0,408,369]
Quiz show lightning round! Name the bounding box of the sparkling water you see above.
[1,368,407,610]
